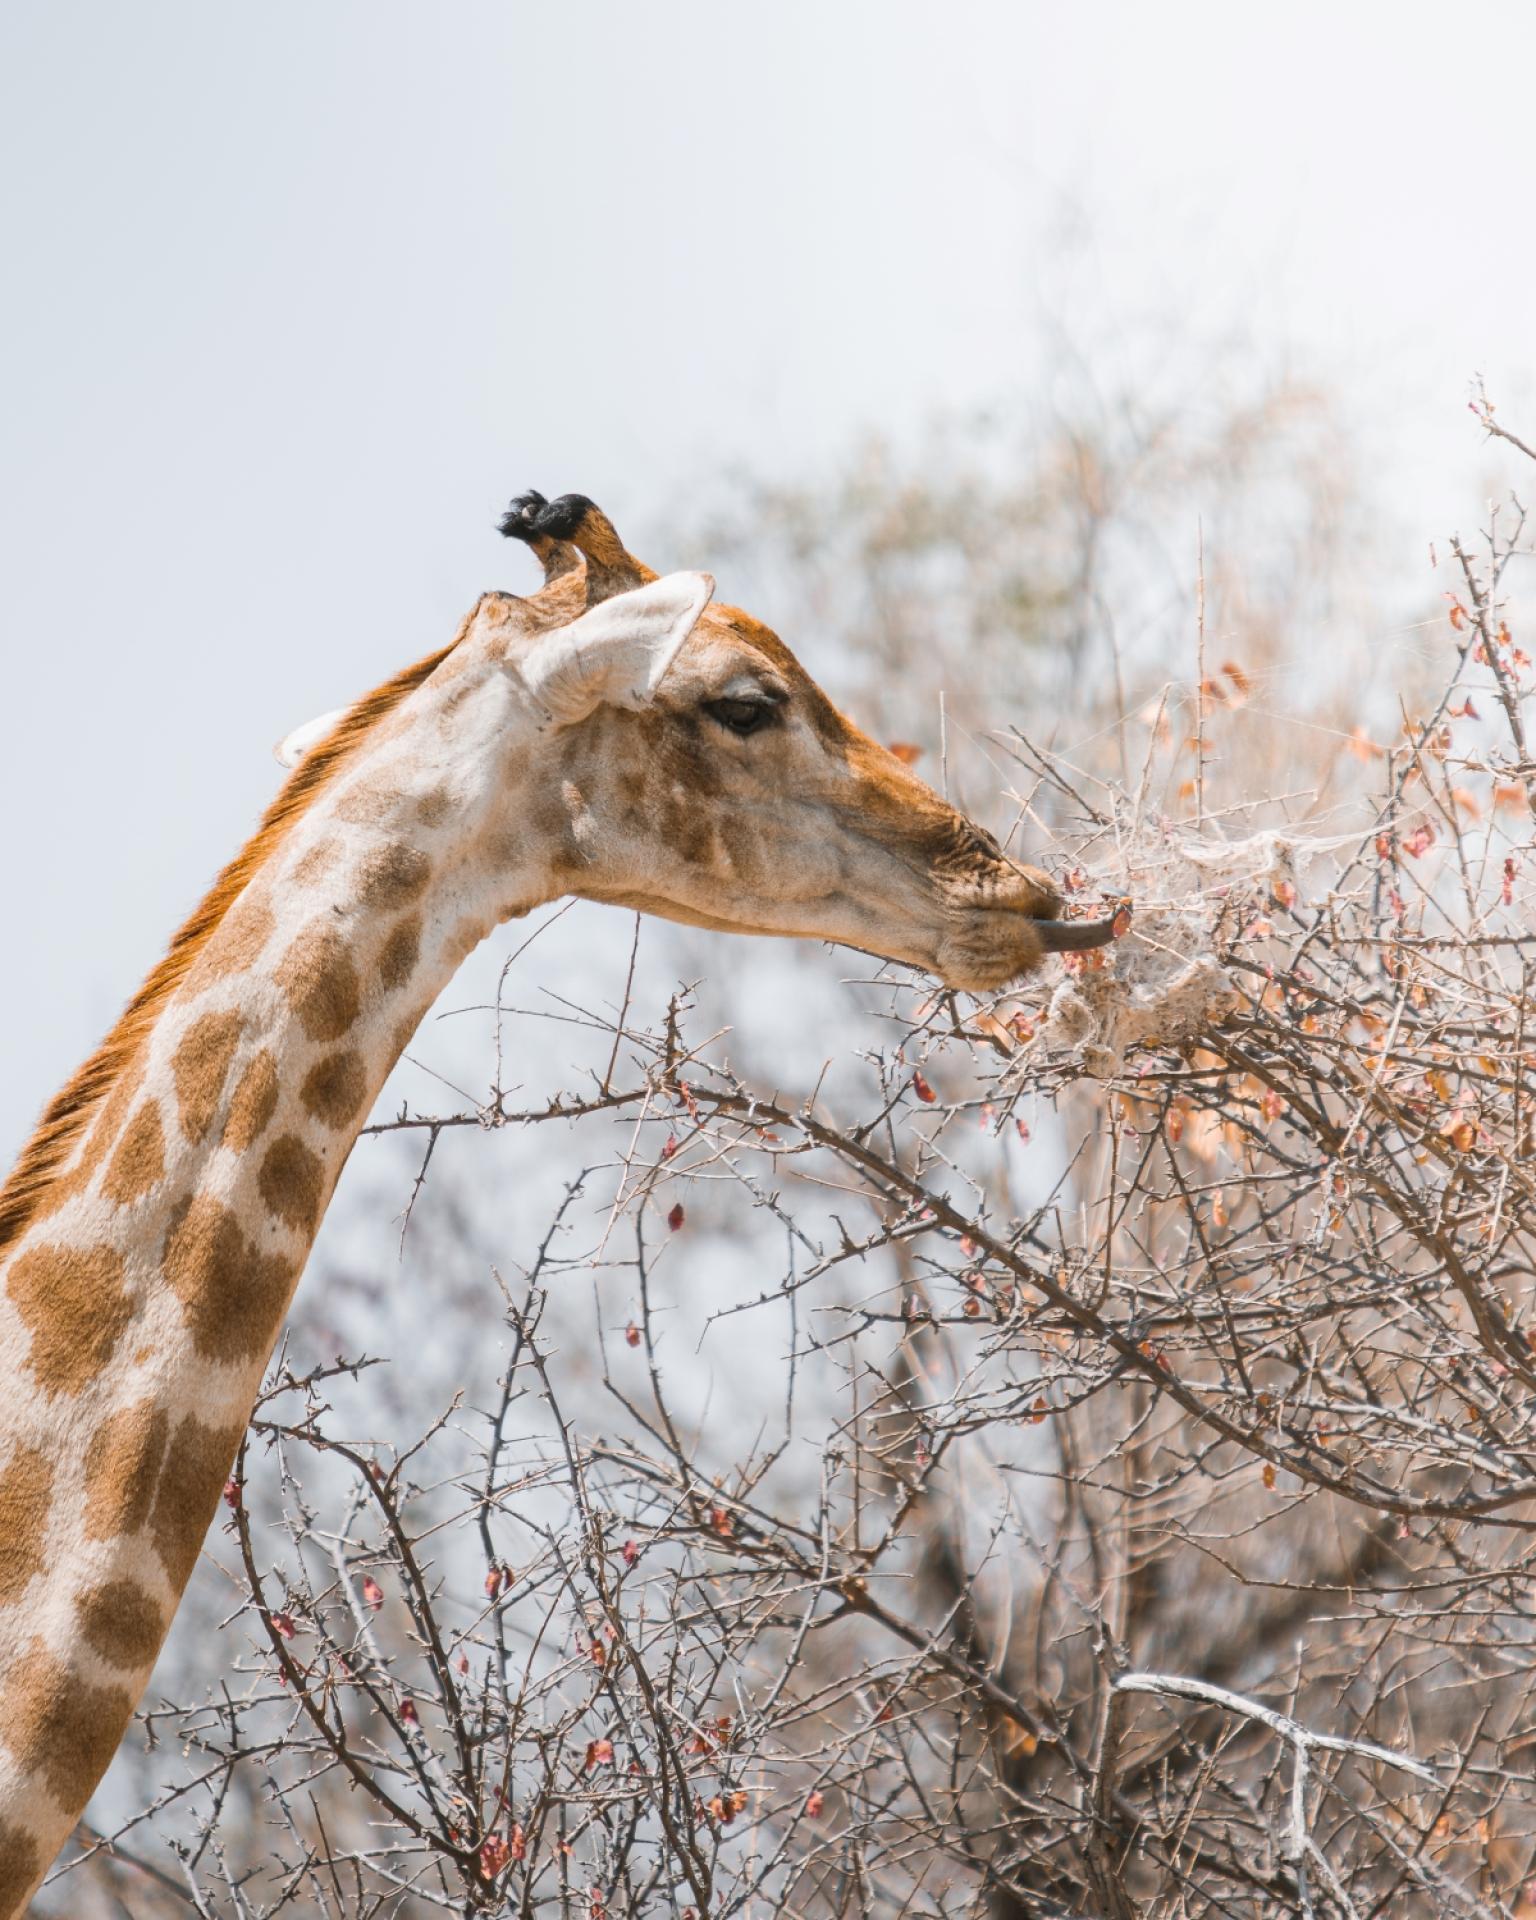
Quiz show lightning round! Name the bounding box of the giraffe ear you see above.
[518,571,715,727]
[273,706,348,769]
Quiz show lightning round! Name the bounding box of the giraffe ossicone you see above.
[0,492,1117,1904]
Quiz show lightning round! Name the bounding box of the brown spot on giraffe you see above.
[76,1579,165,1670]
[171,1010,244,1143]
[222,1049,280,1153]
[150,1415,245,1589]
[0,1825,41,1913]
[445,914,486,968]
[275,923,361,1042]
[300,1050,369,1128]
[1,1637,132,1813]
[415,786,455,826]
[75,1072,138,1186]
[379,914,421,991]
[290,838,341,886]
[84,1399,170,1540]
[0,1450,52,1604]
[258,1133,325,1232]
[162,1195,296,1362]
[522,795,582,868]
[7,1242,133,1396]
[356,841,432,910]
[335,775,407,826]
[101,1099,166,1206]
[193,890,276,984]
[23,1070,138,1233]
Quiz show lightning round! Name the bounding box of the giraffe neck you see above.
[0,676,548,1909]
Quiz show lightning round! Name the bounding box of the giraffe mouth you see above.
[930,895,1129,991]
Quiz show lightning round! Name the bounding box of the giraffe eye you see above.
[703,695,779,738]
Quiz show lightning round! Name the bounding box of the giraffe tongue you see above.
[1032,913,1122,954]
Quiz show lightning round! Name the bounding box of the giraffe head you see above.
[277,492,1114,994]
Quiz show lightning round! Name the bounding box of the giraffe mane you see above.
[0,628,466,1260]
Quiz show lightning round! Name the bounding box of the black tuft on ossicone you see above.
[497,491,596,543]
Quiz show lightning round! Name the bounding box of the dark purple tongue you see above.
[1033,909,1126,953]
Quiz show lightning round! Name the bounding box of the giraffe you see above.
[0,493,1115,1905]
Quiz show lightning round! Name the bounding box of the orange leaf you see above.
[970,1010,1015,1049]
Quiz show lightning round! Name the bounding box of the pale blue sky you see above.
[4,0,1536,1159]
